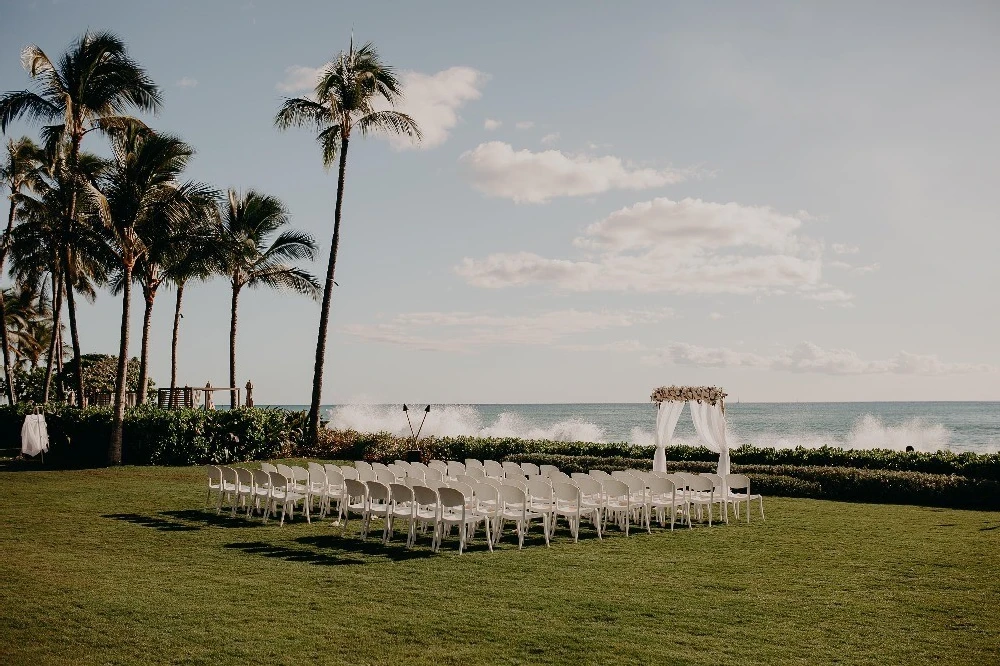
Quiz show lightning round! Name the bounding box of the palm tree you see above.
[0,137,42,403]
[217,189,319,408]
[89,125,210,464]
[274,38,421,444]
[164,214,219,406]
[0,30,161,405]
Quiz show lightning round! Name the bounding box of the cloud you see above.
[342,308,673,352]
[276,65,324,93]
[709,312,725,320]
[176,77,198,88]
[378,67,488,150]
[456,197,840,298]
[642,340,993,375]
[458,142,693,203]
[277,65,487,149]
[515,121,535,129]
[832,243,860,255]
[484,118,502,130]
[540,132,560,145]
[830,260,880,275]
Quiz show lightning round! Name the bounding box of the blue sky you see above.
[1,1,998,404]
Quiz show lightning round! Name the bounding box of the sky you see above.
[1,0,998,404]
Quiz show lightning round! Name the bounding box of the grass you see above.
[2,461,999,665]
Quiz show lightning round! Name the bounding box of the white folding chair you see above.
[437,486,485,554]
[205,465,222,508]
[525,477,555,542]
[411,485,441,547]
[250,469,272,518]
[464,459,485,475]
[648,476,688,530]
[483,460,504,479]
[289,466,312,523]
[725,473,764,523]
[259,462,277,474]
[496,485,548,549]
[447,461,466,480]
[428,460,449,478]
[217,466,238,514]
[386,483,416,547]
[687,475,716,526]
[553,481,602,542]
[502,461,524,478]
[600,478,633,536]
[232,468,255,516]
[539,464,559,479]
[340,465,359,481]
[342,478,369,537]
[263,471,307,526]
[612,471,650,533]
[520,462,540,477]
[355,460,374,475]
[365,481,391,542]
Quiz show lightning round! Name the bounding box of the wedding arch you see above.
[651,385,731,476]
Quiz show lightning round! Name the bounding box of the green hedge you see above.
[0,404,294,466]
[300,430,1000,481]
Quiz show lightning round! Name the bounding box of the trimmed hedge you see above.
[1,404,294,466]
[301,429,1000,482]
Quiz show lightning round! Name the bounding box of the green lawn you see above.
[2,463,998,665]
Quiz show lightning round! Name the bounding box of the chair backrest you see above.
[366,480,390,502]
[553,481,580,504]
[252,469,271,490]
[499,484,527,507]
[235,467,253,487]
[574,476,603,497]
[393,459,410,469]
[687,475,713,493]
[340,466,359,480]
[701,473,724,491]
[648,476,676,496]
[220,466,237,484]
[412,485,439,507]
[449,481,474,500]
[355,460,373,473]
[428,460,448,475]
[406,467,426,480]
[291,466,310,483]
[725,473,751,491]
[549,471,571,483]
[455,474,479,487]
[409,461,428,472]
[539,464,559,478]
[612,471,644,493]
[570,472,589,482]
[325,467,344,486]
[501,477,528,493]
[502,461,523,476]
[464,459,484,472]
[423,467,443,482]
[481,477,503,490]
[206,465,221,483]
[601,478,629,499]
[259,462,277,473]
[371,462,391,475]
[627,469,653,483]
[375,470,396,485]
[526,477,553,502]
[267,471,288,491]
[357,468,376,482]
[275,463,293,480]
[422,479,445,491]
[386,463,407,479]
[483,460,504,478]
[665,473,687,490]
[447,461,466,478]
[504,468,527,482]
[589,469,612,480]
[465,467,486,480]
[344,478,367,500]
[308,465,326,486]
[520,462,540,477]
[438,486,466,510]
[389,483,413,504]
[474,482,499,506]
[308,462,325,475]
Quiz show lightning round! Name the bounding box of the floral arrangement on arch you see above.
[650,385,728,406]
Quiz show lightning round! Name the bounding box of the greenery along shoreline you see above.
[3,404,999,510]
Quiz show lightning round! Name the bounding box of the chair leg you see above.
[759,498,765,521]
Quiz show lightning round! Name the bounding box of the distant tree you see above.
[275,38,420,445]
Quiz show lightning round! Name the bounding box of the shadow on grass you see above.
[224,541,364,566]
[161,509,260,529]
[103,513,201,532]
[297,534,436,561]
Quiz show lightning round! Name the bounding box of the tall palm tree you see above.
[275,39,421,444]
[120,190,217,405]
[164,214,219,406]
[0,137,42,403]
[0,30,161,405]
[89,125,210,464]
[217,189,319,408]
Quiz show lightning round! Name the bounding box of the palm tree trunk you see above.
[109,262,133,465]
[307,135,350,445]
[42,271,63,404]
[0,199,17,404]
[62,247,85,406]
[54,319,64,402]
[229,283,239,409]
[136,286,155,405]
[169,282,185,408]
[65,129,86,407]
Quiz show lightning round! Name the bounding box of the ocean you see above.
[267,402,1000,454]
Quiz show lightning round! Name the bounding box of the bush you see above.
[0,404,296,467]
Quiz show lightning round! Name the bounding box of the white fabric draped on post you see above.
[21,413,49,457]
[653,401,684,472]
[689,400,731,478]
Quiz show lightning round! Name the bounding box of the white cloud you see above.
[277,65,487,149]
[830,260,880,275]
[832,243,861,255]
[540,132,560,145]
[379,67,488,150]
[515,121,535,129]
[342,308,672,352]
[456,197,837,298]
[484,118,502,130]
[643,340,993,375]
[709,312,725,320]
[176,77,198,88]
[276,65,324,93]
[458,142,693,203]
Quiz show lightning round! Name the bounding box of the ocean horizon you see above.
[263,401,1000,454]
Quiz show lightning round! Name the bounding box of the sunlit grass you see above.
[1,463,998,665]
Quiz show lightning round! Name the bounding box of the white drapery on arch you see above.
[652,386,731,477]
